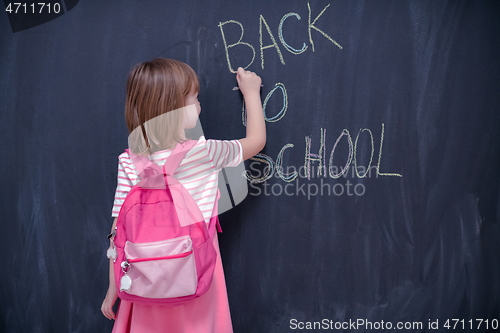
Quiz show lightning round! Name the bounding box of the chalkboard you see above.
[1,1,499,332]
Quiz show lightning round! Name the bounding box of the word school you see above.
[244,123,402,184]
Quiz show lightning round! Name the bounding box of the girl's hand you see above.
[101,285,118,320]
[236,67,262,97]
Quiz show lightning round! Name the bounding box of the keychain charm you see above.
[106,237,117,262]
[120,261,132,292]
[106,229,117,262]
[106,246,117,262]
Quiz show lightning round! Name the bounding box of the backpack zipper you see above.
[127,250,193,263]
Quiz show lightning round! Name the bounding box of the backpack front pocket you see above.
[122,235,198,298]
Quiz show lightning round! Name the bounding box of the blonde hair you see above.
[124,58,199,154]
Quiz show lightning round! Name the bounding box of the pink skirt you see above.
[112,235,233,333]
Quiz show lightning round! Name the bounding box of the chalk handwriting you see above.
[279,13,308,55]
[377,123,402,177]
[243,153,274,184]
[218,2,342,72]
[218,20,256,73]
[260,15,286,69]
[276,144,299,182]
[354,128,374,178]
[305,128,327,179]
[329,129,353,179]
[244,124,402,184]
[241,82,288,125]
[219,4,401,186]
[307,2,342,52]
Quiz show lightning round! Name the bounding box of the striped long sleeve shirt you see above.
[111,136,242,221]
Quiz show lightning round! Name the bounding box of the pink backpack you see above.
[112,140,220,305]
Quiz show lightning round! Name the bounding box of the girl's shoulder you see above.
[117,137,209,164]
[118,150,131,160]
[117,136,241,166]
[117,151,133,166]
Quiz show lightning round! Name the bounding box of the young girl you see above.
[101,58,265,332]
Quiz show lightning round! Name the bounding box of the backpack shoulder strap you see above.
[163,140,198,176]
[125,149,161,179]
[162,140,204,227]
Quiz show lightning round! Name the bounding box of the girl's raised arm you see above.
[236,67,266,161]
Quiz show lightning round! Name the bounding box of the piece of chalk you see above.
[233,85,264,91]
